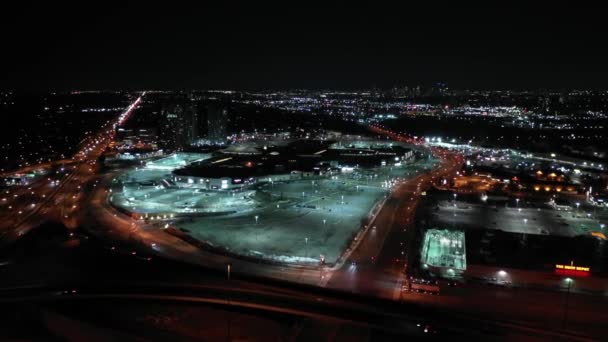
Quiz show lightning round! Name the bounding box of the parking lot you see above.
[110,152,437,265]
[426,196,604,237]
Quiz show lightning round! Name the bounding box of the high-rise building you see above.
[160,102,201,149]
[207,102,227,143]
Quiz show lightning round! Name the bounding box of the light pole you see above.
[576,202,580,217]
[562,278,573,330]
[255,215,259,242]
[516,198,519,209]
[226,264,232,342]
[305,237,309,259]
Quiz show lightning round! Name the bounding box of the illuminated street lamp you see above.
[516,198,519,208]
[562,278,574,329]
[576,202,580,216]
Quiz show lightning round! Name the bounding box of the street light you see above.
[254,215,260,242]
[562,278,574,329]
[576,202,580,216]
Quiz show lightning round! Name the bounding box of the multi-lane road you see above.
[0,95,143,243]
[324,125,464,297]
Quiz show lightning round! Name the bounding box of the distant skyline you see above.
[2,1,607,90]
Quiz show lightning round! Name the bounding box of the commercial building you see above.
[172,139,415,191]
[114,127,159,150]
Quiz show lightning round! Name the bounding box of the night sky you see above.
[2,1,607,90]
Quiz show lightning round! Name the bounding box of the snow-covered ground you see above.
[178,177,387,265]
[111,152,437,265]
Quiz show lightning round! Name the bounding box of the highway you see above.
[0,94,144,242]
[0,255,592,342]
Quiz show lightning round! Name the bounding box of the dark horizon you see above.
[5,86,608,94]
[2,1,608,91]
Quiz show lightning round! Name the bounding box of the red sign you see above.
[555,264,590,277]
